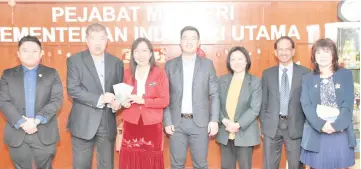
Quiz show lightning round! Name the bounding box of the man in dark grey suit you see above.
[67,23,124,169]
[260,36,309,169]
[0,35,63,169]
[164,26,220,169]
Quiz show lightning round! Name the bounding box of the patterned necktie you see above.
[280,68,290,116]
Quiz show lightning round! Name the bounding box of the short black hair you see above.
[274,36,295,49]
[226,46,251,73]
[311,38,340,73]
[180,26,200,39]
[18,35,41,49]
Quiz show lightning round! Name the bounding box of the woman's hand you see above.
[226,122,240,133]
[322,121,335,134]
[122,101,131,108]
[128,95,145,104]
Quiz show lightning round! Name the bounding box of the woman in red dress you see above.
[118,37,169,169]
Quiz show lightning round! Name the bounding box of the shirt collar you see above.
[182,54,196,63]
[22,65,39,72]
[279,62,293,72]
[92,55,105,63]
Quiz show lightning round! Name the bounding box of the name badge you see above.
[149,82,157,86]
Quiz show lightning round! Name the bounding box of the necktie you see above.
[280,68,290,116]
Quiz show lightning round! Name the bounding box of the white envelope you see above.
[316,104,340,122]
[113,83,134,104]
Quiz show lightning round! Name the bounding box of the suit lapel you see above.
[222,74,233,119]
[192,56,201,84]
[176,56,184,93]
[234,73,251,119]
[312,73,321,104]
[35,65,44,112]
[104,53,112,92]
[14,66,25,113]
[274,66,280,102]
[82,50,104,93]
[289,63,298,97]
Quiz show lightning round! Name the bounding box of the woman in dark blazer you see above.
[116,37,169,169]
[216,46,262,169]
[300,38,356,169]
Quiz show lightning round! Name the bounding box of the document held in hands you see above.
[316,104,340,123]
[113,83,133,104]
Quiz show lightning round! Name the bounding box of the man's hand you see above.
[208,122,218,136]
[226,122,240,133]
[25,126,38,135]
[110,100,121,111]
[20,116,38,134]
[102,93,115,104]
[165,125,175,135]
[322,121,335,134]
[128,95,145,104]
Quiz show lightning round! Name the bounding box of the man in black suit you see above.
[66,23,124,169]
[0,35,63,169]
